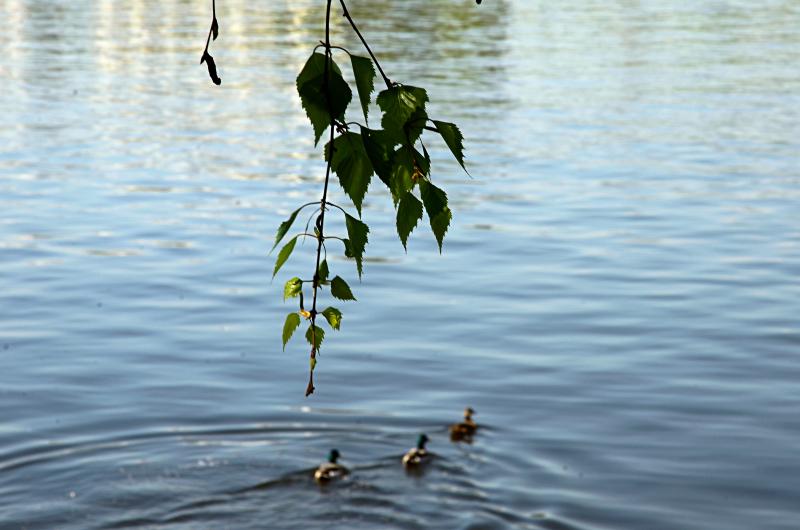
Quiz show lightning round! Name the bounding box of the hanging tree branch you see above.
[204,1,475,396]
[305,0,337,396]
[200,0,221,85]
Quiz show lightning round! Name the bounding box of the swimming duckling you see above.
[449,407,477,441]
[402,434,430,467]
[314,449,348,483]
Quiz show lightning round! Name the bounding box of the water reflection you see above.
[2,1,800,529]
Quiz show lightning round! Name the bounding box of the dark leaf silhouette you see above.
[325,132,374,214]
[201,51,221,85]
[211,17,219,40]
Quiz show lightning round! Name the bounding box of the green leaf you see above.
[419,180,452,251]
[296,53,351,145]
[361,126,394,188]
[377,86,428,134]
[272,207,303,253]
[272,236,298,278]
[325,132,373,214]
[416,146,430,177]
[389,147,415,203]
[321,307,342,330]
[318,259,329,283]
[345,214,370,277]
[419,144,432,179]
[297,52,341,87]
[430,207,452,252]
[432,120,467,172]
[298,73,352,145]
[396,192,423,250]
[282,312,301,351]
[405,108,428,145]
[283,277,303,301]
[330,276,357,301]
[350,55,375,124]
[419,180,448,216]
[305,324,325,350]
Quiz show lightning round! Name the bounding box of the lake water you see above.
[1,1,799,529]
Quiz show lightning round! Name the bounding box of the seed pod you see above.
[200,51,221,85]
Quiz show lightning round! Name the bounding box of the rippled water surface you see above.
[2,1,799,529]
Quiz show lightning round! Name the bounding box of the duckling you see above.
[449,407,477,441]
[313,449,348,483]
[402,434,430,467]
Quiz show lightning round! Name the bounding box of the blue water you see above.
[1,1,799,529]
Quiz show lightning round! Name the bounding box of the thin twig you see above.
[306,0,337,397]
[202,0,218,56]
[339,0,392,89]
[314,43,352,55]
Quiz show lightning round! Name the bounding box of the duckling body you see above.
[449,407,477,441]
[314,449,348,483]
[402,434,430,467]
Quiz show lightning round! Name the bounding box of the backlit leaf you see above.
[297,53,351,145]
[272,207,303,253]
[321,307,342,330]
[389,147,415,203]
[305,324,325,350]
[396,192,423,251]
[283,277,303,301]
[350,55,375,124]
[296,52,342,91]
[345,214,369,277]
[429,207,452,252]
[272,235,298,278]
[432,120,467,173]
[282,312,301,351]
[361,126,394,188]
[419,180,452,251]
[419,180,447,215]
[377,86,428,134]
[421,142,431,174]
[330,276,356,301]
[405,108,428,145]
[326,132,373,214]
[318,259,329,283]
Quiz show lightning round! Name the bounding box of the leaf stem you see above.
[314,43,352,55]
[326,201,348,216]
[338,0,392,89]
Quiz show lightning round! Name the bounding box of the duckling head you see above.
[464,407,476,421]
